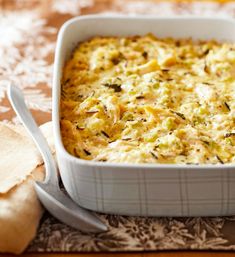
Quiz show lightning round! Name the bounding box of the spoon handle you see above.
[7,84,108,233]
[7,84,58,185]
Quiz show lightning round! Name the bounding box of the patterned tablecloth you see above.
[2,0,235,252]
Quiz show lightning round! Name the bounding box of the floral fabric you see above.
[2,0,235,252]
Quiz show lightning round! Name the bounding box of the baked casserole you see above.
[60,34,235,165]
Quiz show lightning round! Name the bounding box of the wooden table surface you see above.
[2,0,235,256]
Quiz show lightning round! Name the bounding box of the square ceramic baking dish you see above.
[53,15,235,217]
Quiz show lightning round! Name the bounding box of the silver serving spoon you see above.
[7,84,107,233]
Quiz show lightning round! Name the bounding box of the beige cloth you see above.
[0,121,54,254]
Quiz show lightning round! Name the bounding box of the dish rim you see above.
[53,14,235,170]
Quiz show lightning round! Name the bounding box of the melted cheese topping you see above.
[60,34,235,164]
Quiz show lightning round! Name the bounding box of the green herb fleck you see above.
[224,102,230,111]
[216,155,224,164]
[86,110,98,114]
[99,159,107,162]
[83,149,91,155]
[136,95,145,99]
[171,111,186,120]
[202,140,210,145]
[101,131,110,138]
[225,132,235,138]
[122,138,132,141]
[142,51,148,58]
[150,151,158,160]
[76,125,85,130]
[103,83,122,92]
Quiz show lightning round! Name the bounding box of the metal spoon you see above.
[7,84,107,233]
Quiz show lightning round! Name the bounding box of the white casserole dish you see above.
[53,15,235,217]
